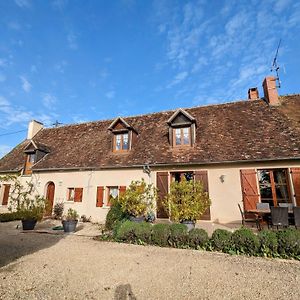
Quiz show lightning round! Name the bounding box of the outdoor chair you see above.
[256,203,270,210]
[238,203,261,230]
[278,203,294,209]
[269,207,289,229]
[293,207,300,229]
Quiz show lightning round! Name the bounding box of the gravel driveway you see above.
[0,221,300,300]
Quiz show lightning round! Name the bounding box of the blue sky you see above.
[0,0,300,157]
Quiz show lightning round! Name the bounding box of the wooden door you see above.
[195,171,211,220]
[45,182,55,215]
[240,169,259,211]
[2,184,10,205]
[156,172,169,218]
[291,168,300,206]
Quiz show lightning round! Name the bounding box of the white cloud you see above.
[0,145,12,158]
[42,93,57,109]
[167,71,188,88]
[274,0,292,13]
[105,90,115,99]
[30,65,37,73]
[20,76,32,93]
[54,60,68,73]
[67,32,78,50]
[15,0,31,8]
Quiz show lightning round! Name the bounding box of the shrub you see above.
[231,227,259,255]
[118,179,156,217]
[151,224,171,247]
[63,208,79,221]
[169,223,188,248]
[53,202,64,219]
[163,178,211,222]
[258,230,278,257]
[188,228,209,249]
[211,229,233,252]
[277,229,300,258]
[115,221,138,242]
[0,212,20,222]
[105,201,129,231]
[134,222,152,244]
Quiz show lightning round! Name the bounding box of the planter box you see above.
[62,220,78,233]
[22,219,37,230]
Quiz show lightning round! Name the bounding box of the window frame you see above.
[113,132,130,152]
[106,186,119,206]
[67,188,75,202]
[173,126,191,147]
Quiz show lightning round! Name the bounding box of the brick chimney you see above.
[262,76,279,106]
[248,87,259,100]
[27,120,43,139]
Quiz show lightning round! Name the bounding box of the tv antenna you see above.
[52,120,63,127]
[270,39,282,88]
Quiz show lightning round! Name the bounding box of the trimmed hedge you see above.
[0,212,20,222]
[109,221,300,260]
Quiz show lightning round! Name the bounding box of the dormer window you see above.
[24,152,35,175]
[167,109,196,148]
[174,127,191,146]
[108,117,137,153]
[114,133,129,151]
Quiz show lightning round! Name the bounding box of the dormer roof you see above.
[167,108,196,125]
[24,140,50,153]
[108,117,132,131]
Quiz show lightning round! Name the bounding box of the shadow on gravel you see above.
[114,284,136,300]
[0,221,65,268]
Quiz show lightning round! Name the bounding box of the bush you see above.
[258,230,278,257]
[105,201,129,231]
[134,222,152,244]
[169,224,188,248]
[0,212,20,222]
[277,229,300,258]
[53,202,64,219]
[231,227,259,255]
[151,224,171,247]
[211,229,233,252]
[115,221,138,242]
[188,228,209,249]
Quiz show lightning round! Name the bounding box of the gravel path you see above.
[0,221,300,300]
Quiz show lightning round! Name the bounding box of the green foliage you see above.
[277,229,300,258]
[258,230,278,257]
[231,227,259,255]
[188,228,209,249]
[151,224,171,247]
[0,212,21,222]
[64,208,79,221]
[105,201,129,231]
[115,220,139,242]
[163,178,211,222]
[134,222,152,244]
[168,223,189,248]
[211,229,233,252]
[0,175,47,221]
[118,179,156,217]
[53,202,64,219]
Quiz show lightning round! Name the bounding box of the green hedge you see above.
[109,222,300,260]
[0,212,21,222]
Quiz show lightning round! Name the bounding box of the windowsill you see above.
[112,150,130,154]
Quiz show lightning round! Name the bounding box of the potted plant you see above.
[0,175,47,230]
[118,179,156,222]
[163,178,211,230]
[62,208,79,233]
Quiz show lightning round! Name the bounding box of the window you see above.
[258,169,291,206]
[114,133,129,151]
[107,186,119,206]
[171,171,194,182]
[24,152,36,175]
[68,188,75,201]
[67,187,83,202]
[173,127,191,146]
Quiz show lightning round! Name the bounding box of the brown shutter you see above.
[240,169,259,211]
[74,188,83,202]
[119,186,126,196]
[194,170,211,220]
[2,184,10,206]
[156,172,169,218]
[291,168,300,206]
[96,186,104,207]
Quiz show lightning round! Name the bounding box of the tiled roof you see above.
[0,95,300,172]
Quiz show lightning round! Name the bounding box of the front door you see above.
[2,184,10,205]
[45,182,55,215]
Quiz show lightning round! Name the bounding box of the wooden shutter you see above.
[2,184,10,206]
[240,169,259,211]
[156,172,169,218]
[119,186,126,196]
[291,168,300,206]
[194,170,211,220]
[96,186,104,207]
[74,188,83,202]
